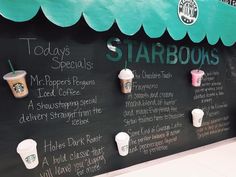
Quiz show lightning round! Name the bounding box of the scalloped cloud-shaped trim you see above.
[0,0,236,46]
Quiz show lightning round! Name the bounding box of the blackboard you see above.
[1,11,236,177]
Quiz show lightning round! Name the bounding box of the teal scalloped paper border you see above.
[0,0,236,46]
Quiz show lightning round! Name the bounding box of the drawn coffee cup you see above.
[3,70,29,98]
[115,132,130,156]
[118,69,134,94]
[17,139,39,169]
[190,69,205,87]
[191,108,204,127]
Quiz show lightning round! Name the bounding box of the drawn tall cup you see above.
[118,69,134,94]
[190,69,205,87]
[191,108,204,127]
[17,139,39,169]
[3,70,28,98]
[115,132,130,156]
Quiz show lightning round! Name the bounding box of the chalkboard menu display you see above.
[1,11,236,177]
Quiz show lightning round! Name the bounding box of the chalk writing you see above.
[192,71,230,139]
[30,75,95,90]
[41,135,106,177]
[19,106,102,126]
[19,38,94,71]
[122,70,184,155]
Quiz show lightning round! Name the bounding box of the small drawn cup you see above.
[115,132,130,156]
[191,108,204,127]
[118,69,134,94]
[17,139,39,169]
[191,69,205,87]
[3,70,28,98]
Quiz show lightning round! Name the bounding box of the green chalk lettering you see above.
[124,39,133,62]
[106,37,122,62]
[210,48,219,65]
[179,46,190,64]
[136,42,150,63]
[152,42,164,64]
[167,45,178,64]
[191,47,201,65]
[201,47,211,65]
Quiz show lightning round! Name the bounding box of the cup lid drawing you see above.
[3,70,27,81]
[191,108,204,117]
[115,132,130,142]
[17,139,37,154]
[118,69,134,80]
[190,69,205,76]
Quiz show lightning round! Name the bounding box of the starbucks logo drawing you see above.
[25,154,36,164]
[178,0,198,25]
[13,83,25,93]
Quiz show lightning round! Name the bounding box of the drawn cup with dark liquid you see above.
[118,69,134,94]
